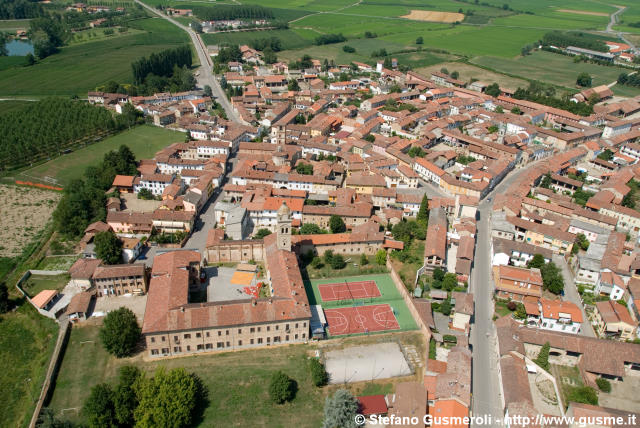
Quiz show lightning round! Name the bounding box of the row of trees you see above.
[541,31,608,53]
[0,98,136,170]
[193,5,273,21]
[0,0,46,19]
[53,144,138,238]
[314,33,346,46]
[512,81,594,117]
[618,72,640,88]
[131,45,192,85]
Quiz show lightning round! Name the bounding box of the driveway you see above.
[552,255,596,338]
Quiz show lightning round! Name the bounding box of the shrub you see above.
[567,386,598,406]
[507,301,517,311]
[534,342,550,371]
[443,334,457,344]
[375,249,386,265]
[269,371,296,404]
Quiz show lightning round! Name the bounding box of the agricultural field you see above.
[201,28,312,51]
[16,125,185,187]
[0,100,35,115]
[472,50,640,94]
[0,18,189,96]
[0,185,60,258]
[0,303,58,428]
[415,62,528,91]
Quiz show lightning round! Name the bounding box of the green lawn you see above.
[36,256,79,272]
[21,274,70,298]
[303,253,388,279]
[49,324,326,427]
[0,302,58,428]
[0,18,189,96]
[16,125,185,187]
[305,273,419,336]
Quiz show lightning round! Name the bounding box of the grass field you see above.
[306,273,418,336]
[0,18,189,96]
[0,19,30,31]
[0,302,58,428]
[21,274,70,298]
[49,324,326,427]
[472,51,640,93]
[16,125,185,187]
[201,28,313,50]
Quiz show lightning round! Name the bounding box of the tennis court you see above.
[318,280,381,302]
[324,304,400,336]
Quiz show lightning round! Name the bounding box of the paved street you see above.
[470,162,545,425]
[134,0,243,123]
[552,255,596,338]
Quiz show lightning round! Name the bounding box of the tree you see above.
[360,253,368,266]
[433,267,445,282]
[596,377,611,393]
[324,250,334,266]
[138,188,154,200]
[310,358,329,387]
[376,249,387,265]
[527,254,546,269]
[296,162,314,175]
[288,79,300,91]
[94,231,122,265]
[269,371,296,404]
[100,307,141,358]
[597,149,613,161]
[323,389,359,428]
[485,83,500,97]
[311,256,323,269]
[330,253,346,270]
[450,71,459,79]
[514,303,526,320]
[408,146,425,158]
[576,72,592,87]
[540,172,552,189]
[253,228,272,239]
[511,106,522,115]
[440,300,452,316]
[622,189,636,208]
[83,383,117,428]
[417,194,429,226]
[342,45,355,53]
[495,106,504,113]
[442,273,458,291]
[0,282,8,314]
[540,262,564,295]
[25,52,36,66]
[329,215,346,233]
[135,368,205,428]
[534,342,550,371]
[203,85,212,97]
[575,233,590,252]
[113,366,141,426]
[416,36,423,44]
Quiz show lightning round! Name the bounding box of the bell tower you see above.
[277,201,292,251]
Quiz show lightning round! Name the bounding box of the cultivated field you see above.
[401,10,464,23]
[17,125,185,187]
[472,51,640,94]
[0,184,60,257]
[415,62,528,91]
[0,18,189,96]
[556,9,609,17]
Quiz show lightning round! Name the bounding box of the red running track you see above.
[318,280,381,301]
[324,304,399,335]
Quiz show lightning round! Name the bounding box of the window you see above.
[226,341,230,347]
[303,322,306,328]
[206,343,213,350]
[250,327,255,333]
[226,330,229,336]
[267,326,270,331]
[151,349,159,355]
[174,346,181,353]
[196,332,201,338]
[295,323,298,329]
[258,338,263,344]
[275,325,279,330]
[238,329,242,334]
[286,324,290,331]
[302,333,306,339]
[267,337,270,343]
[197,344,204,350]
[217,342,224,348]
[295,334,298,340]
[258,327,261,332]
[286,335,289,341]
[151,337,156,343]
[174,336,179,341]
[206,332,210,337]
[161,336,166,342]
[238,340,243,346]
[162,348,169,354]
[186,345,191,351]
[250,339,254,344]
[218,331,222,336]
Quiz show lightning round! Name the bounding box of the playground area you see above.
[318,280,381,302]
[205,264,263,302]
[324,304,400,336]
[306,274,417,337]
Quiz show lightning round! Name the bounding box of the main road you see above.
[469,160,546,426]
[134,0,243,123]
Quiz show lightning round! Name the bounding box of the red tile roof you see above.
[357,395,388,416]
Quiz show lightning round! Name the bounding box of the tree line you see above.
[512,80,594,116]
[618,72,640,88]
[314,33,346,46]
[53,144,139,238]
[541,31,608,53]
[131,45,192,85]
[0,98,138,171]
[0,0,46,19]
[193,5,274,21]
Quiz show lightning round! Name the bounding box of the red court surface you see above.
[324,304,400,335]
[318,280,381,301]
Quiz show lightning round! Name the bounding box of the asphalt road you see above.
[134,0,243,123]
[469,162,544,425]
[552,254,596,338]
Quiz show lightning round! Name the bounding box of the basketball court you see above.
[324,304,400,336]
[318,280,381,302]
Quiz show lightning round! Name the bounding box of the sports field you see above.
[16,125,185,187]
[306,273,418,337]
